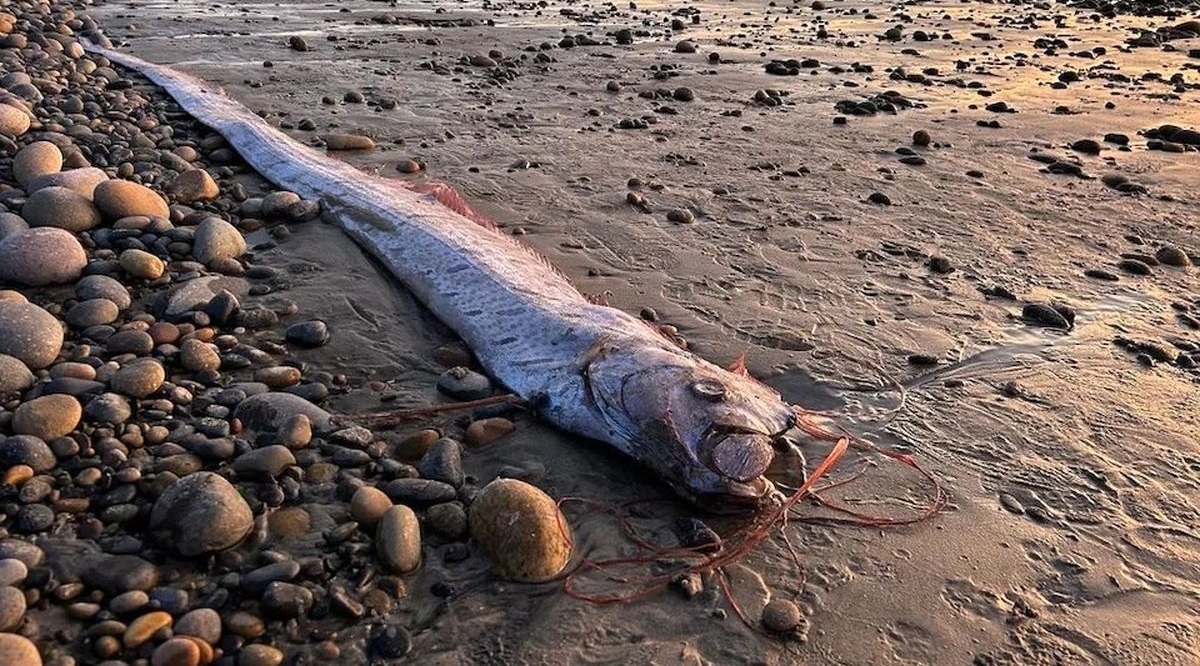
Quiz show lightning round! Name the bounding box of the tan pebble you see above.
[464,417,515,447]
[93,634,121,658]
[152,637,201,666]
[393,429,438,459]
[323,134,375,151]
[148,322,180,345]
[182,635,215,665]
[350,486,392,526]
[119,249,166,280]
[376,505,422,574]
[165,169,220,204]
[254,366,301,389]
[94,179,170,220]
[238,643,284,666]
[123,610,173,649]
[48,362,96,380]
[468,478,572,582]
[180,339,221,373]
[2,465,34,485]
[13,394,81,440]
[224,611,264,640]
[0,633,38,665]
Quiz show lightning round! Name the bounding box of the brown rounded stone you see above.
[110,359,166,398]
[94,180,170,220]
[119,249,166,280]
[13,141,62,186]
[464,417,516,447]
[0,633,40,665]
[0,227,88,286]
[13,394,81,440]
[21,186,101,232]
[152,637,201,666]
[350,486,392,526]
[468,478,572,582]
[123,610,173,649]
[165,169,220,203]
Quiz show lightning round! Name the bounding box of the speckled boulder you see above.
[27,167,109,199]
[0,300,63,369]
[0,102,30,137]
[93,179,170,220]
[0,228,87,286]
[21,185,102,232]
[12,141,62,186]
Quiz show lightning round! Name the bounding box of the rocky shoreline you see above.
[0,1,580,664]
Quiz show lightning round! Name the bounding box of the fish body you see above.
[84,42,797,509]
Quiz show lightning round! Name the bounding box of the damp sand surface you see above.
[90,0,1200,662]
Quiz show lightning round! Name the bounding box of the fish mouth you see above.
[688,476,777,515]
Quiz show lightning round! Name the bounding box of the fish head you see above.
[584,340,794,512]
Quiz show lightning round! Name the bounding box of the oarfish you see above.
[82,41,801,511]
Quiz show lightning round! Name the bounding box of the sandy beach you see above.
[1,0,1199,663]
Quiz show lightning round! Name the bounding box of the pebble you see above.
[109,590,150,614]
[0,560,27,587]
[21,185,101,232]
[350,486,393,526]
[368,625,412,660]
[0,300,63,368]
[124,610,172,649]
[1155,245,1189,267]
[376,505,422,574]
[181,339,222,373]
[436,366,491,399]
[27,167,108,198]
[12,141,62,186]
[239,644,284,666]
[762,599,806,633]
[94,179,170,220]
[0,103,31,137]
[175,608,221,643]
[275,413,312,448]
[0,436,56,473]
[255,366,301,389]
[261,581,313,618]
[912,129,932,146]
[468,478,573,581]
[119,248,166,280]
[84,392,133,424]
[417,438,464,487]
[76,275,131,310]
[285,320,329,347]
[460,417,513,448]
[0,633,39,666]
[81,555,160,595]
[193,217,246,264]
[1117,258,1152,275]
[0,586,25,631]
[110,359,165,398]
[12,394,81,440]
[236,392,332,433]
[0,227,88,286]
[426,501,468,540]
[0,213,27,241]
[225,611,266,639]
[384,478,458,505]
[324,134,376,151]
[152,637,201,666]
[149,471,254,556]
[1022,303,1071,330]
[0,354,34,394]
[65,298,119,328]
[166,169,220,203]
[232,445,296,477]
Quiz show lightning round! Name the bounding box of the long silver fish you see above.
[83,41,800,510]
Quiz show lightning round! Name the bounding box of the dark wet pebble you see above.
[286,320,330,347]
[1084,268,1119,281]
[261,581,314,618]
[383,478,458,505]
[369,625,413,659]
[1117,258,1152,275]
[1022,303,1071,330]
[674,517,720,552]
[417,438,465,487]
[868,192,892,205]
[82,555,160,595]
[436,367,491,400]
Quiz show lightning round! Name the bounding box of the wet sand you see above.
[85,0,1200,663]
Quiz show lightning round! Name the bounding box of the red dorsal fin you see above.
[405,181,500,231]
[727,351,749,377]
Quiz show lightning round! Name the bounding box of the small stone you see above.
[1022,303,1070,330]
[762,599,806,633]
[166,170,220,203]
[0,633,39,666]
[225,611,265,640]
[0,586,26,631]
[13,141,62,186]
[0,560,28,587]
[13,394,81,440]
[0,436,56,473]
[255,366,301,389]
[261,581,313,618]
[0,228,88,286]
[82,555,160,596]
[153,638,201,666]
[468,478,573,581]
[417,438,464,487]
[107,329,155,355]
[0,301,62,369]
[110,359,165,398]
[120,249,166,280]
[0,103,31,137]
[193,217,246,265]
[94,179,170,221]
[110,590,150,614]
[124,610,173,649]
[76,275,131,310]
[868,192,892,205]
[464,417,515,447]
[275,414,312,448]
[912,129,931,146]
[175,608,221,644]
[436,366,491,400]
[288,35,308,51]
[383,478,457,505]
[235,392,332,433]
[1156,245,1190,267]
[674,40,697,53]
[21,186,101,232]
[324,134,376,151]
[1118,258,1152,275]
[26,167,108,199]
[927,255,954,274]
[84,393,133,425]
[150,471,254,556]
[368,625,412,660]
[285,320,329,347]
[376,505,422,574]
[0,354,34,394]
[426,502,468,540]
[351,486,393,526]
[239,644,284,666]
[232,445,296,477]
[65,299,119,328]
[181,339,222,373]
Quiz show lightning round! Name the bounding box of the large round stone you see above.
[192,217,246,264]
[93,179,169,221]
[0,435,56,473]
[64,299,119,328]
[149,471,253,557]
[0,213,28,242]
[0,633,40,666]
[21,185,102,232]
[13,141,62,186]
[27,167,109,199]
[12,394,81,440]
[0,228,87,286]
[468,478,573,582]
[0,354,34,394]
[76,275,131,310]
[0,300,63,369]
[0,103,30,137]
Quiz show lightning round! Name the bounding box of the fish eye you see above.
[691,379,726,401]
